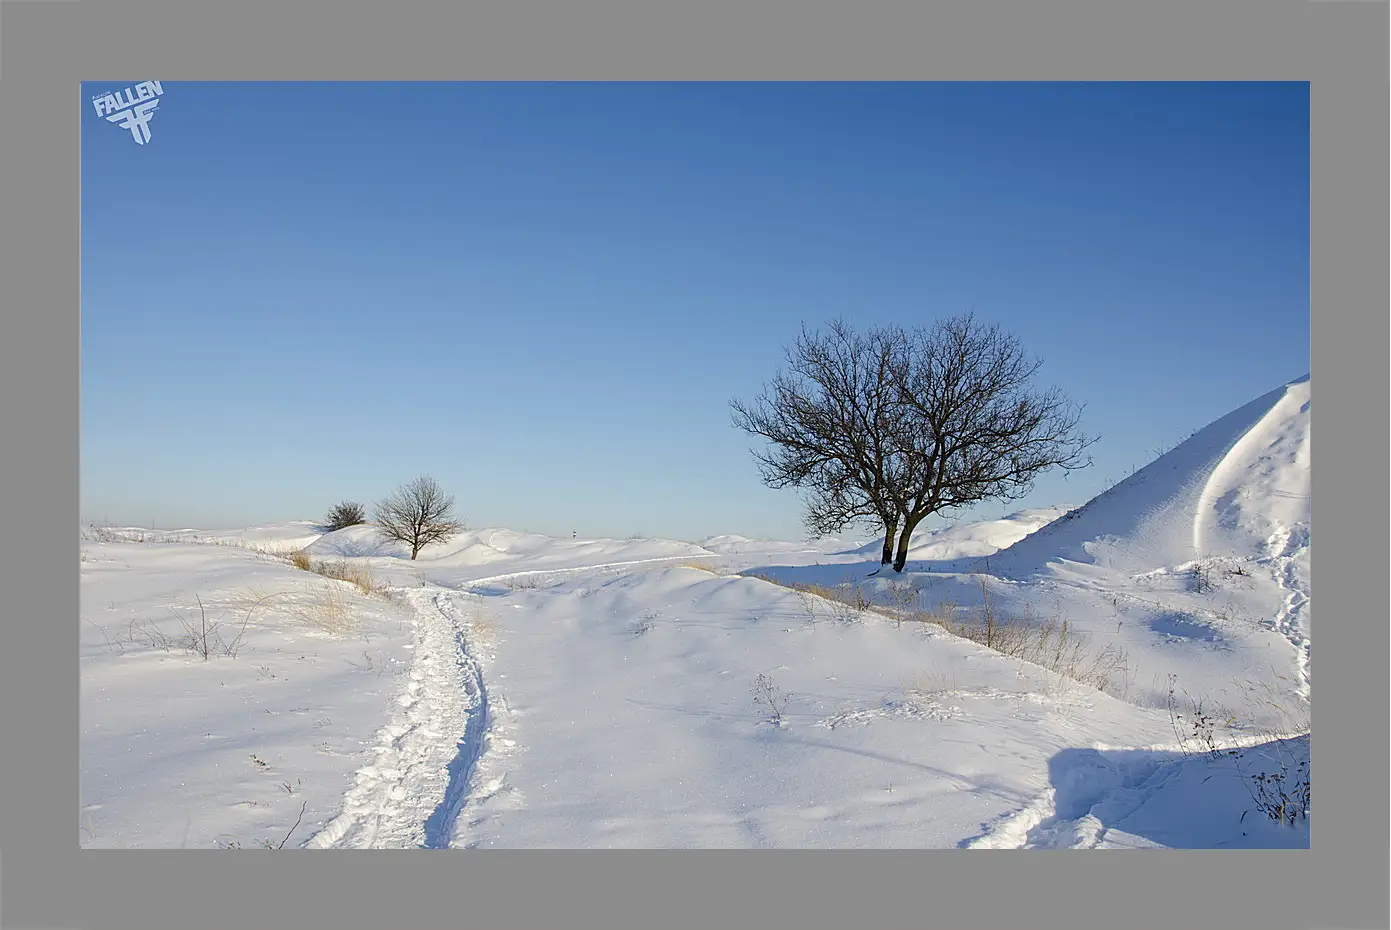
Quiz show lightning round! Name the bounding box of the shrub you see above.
[1246,751,1310,825]
[751,673,791,726]
[1169,677,1311,828]
[324,501,367,532]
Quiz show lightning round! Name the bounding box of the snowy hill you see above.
[845,507,1072,563]
[79,380,1311,850]
[991,375,1310,577]
[302,525,717,588]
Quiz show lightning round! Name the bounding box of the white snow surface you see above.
[992,374,1311,576]
[80,377,1310,849]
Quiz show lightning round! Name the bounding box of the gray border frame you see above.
[3,1,1384,929]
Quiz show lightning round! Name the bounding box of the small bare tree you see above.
[373,475,464,560]
[733,315,1095,573]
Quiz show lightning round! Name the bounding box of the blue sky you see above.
[81,82,1309,542]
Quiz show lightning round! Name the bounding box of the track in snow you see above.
[420,591,492,848]
[457,554,718,591]
[304,587,489,849]
[1262,524,1311,699]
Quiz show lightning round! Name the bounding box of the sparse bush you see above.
[628,610,659,636]
[323,501,367,532]
[105,592,278,661]
[751,673,791,726]
[886,579,919,613]
[1166,675,1230,760]
[1245,751,1310,826]
[121,617,181,654]
[1164,676,1310,827]
[833,585,873,623]
[1188,561,1215,594]
[788,581,872,624]
[175,595,220,660]
[290,550,314,571]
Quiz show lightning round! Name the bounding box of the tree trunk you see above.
[880,516,898,565]
[892,515,923,573]
[410,542,420,560]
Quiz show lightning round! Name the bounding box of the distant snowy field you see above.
[80,377,1310,849]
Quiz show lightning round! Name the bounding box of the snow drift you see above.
[991,375,1310,577]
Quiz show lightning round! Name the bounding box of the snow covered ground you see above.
[80,376,1311,849]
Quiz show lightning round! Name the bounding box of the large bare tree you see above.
[731,321,916,569]
[732,316,1095,573]
[880,315,1095,570]
[373,475,464,560]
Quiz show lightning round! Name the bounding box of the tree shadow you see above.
[962,736,1310,849]
[314,532,403,559]
[741,555,995,589]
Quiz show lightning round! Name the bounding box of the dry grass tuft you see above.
[898,665,959,700]
[310,558,385,597]
[466,602,497,646]
[675,559,727,575]
[746,570,1132,697]
[287,582,360,637]
[287,551,387,598]
[934,579,1133,696]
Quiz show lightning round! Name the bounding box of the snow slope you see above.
[83,521,326,552]
[844,507,1072,563]
[439,563,1288,849]
[694,508,1067,574]
[81,534,1309,849]
[991,375,1310,576]
[977,375,1312,706]
[304,525,717,588]
[734,377,1311,725]
[79,379,1311,849]
[80,540,416,849]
